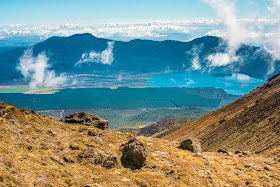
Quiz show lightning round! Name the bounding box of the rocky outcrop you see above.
[121,138,147,169]
[78,148,117,169]
[64,112,109,130]
[179,138,202,153]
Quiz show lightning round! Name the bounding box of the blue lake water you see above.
[145,71,265,95]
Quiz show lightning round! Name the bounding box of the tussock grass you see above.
[0,101,279,186]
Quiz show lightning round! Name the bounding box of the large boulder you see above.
[78,148,117,169]
[121,138,147,169]
[179,137,202,153]
[64,112,109,130]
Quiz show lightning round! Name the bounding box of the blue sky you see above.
[0,0,273,24]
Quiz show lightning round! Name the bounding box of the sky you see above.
[1,0,280,89]
[0,0,274,24]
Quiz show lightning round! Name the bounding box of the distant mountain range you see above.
[0,33,279,83]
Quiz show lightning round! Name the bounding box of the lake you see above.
[145,71,265,95]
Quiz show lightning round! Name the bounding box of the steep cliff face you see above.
[156,73,280,156]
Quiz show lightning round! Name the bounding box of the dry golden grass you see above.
[0,101,280,186]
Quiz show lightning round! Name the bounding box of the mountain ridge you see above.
[155,72,280,156]
[0,33,278,84]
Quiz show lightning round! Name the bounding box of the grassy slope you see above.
[106,107,212,129]
[156,73,280,156]
[116,118,194,137]
[38,107,212,130]
[1,101,280,186]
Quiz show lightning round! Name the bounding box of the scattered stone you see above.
[121,138,147,169]
[217,149,228,154]
[245,181,252,185]
[235,151,241,154]
[88,130,100,136]
[27,145,33,150]
[166,170,175,175]
[64,112,109,130]
[264,166,271,171]
[63,154,75,163]
[51,155,65,165]
[244,163,259,171]
[85,184,105,187]
[227,152,234,156]
[242,151,251,156]
[260,175,270,182]
[197,170,213,183]
[93,138,104,146]
[196,153,212,163]
[47,129,56,136]
[78,148,117,169]
[179,137,202,153]
[70,144,81,150]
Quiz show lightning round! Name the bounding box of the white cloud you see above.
[236,73,251,81]
[208,53,239,67]
[17,48,67,89]
[76,41,114,66]
[225,73,251,82]
[260,0,280,77]
[0,19,279,44]
[191,56,201,70]
[187,45,204,70]
[201,0,247,67]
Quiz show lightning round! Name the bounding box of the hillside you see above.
[117,118,193,137]
[1,101,280,186]
[156,73,280,156]
[0,33,278,83]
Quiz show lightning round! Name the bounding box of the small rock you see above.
[51,155,65,165]
[27,145,33,150]
[244,163,259,170]
[47,130,56,136]
[235,151,241,154]
[85,184,105,187]
[245,181,252,185]
[242,151,251,156]
[227,152,234,156]
[78,148,117,169]
[121,138,147,169]
[93,138,104,146]
[264,166,271,171]
[88,130,99,136]
[217,149,228,154]
[260,175,270,182]
[64,112,109,130]
[63,154,75,163]
[179,137,202,153]
[70,144,80,150]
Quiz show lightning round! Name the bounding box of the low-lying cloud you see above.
[201,0,247,67]
[187,45,204,70]
[262,0,280,77]
[17,48,68,89]
[76,41,115,66]
[207,53,239,67]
